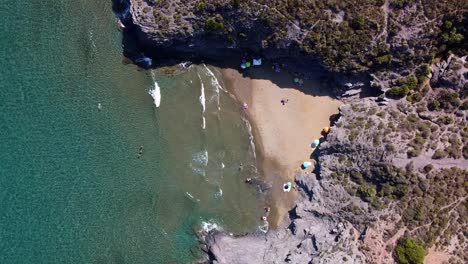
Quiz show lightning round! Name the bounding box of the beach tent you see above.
[245,61,251,68]
[303,161,312,168]
[241,63,247,69]
[253,58,262,66]
[283,182,292,192]
[312,139,320,148]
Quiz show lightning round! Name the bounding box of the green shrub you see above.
[376,54,392,65]
[352,17,365,30]
[205,16,224,30]
[358,184,376,201]
[427,100,440,111]
[407,149,420,158]
[196,2,206,12]
[405,76,418,90]
[386,86,410,99]
[432,149,447,159]
[437,90,460,109]
[395,238,427,264]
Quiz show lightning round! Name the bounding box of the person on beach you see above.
[245,177,252,183]
[243,102,248,110]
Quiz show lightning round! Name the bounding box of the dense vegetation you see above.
[136,0,467,74]
[395,238,427,264]
[329,99,467,262]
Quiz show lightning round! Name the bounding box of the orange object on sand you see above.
[323,127,330,134]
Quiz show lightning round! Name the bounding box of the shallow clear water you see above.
[0,1,262,263]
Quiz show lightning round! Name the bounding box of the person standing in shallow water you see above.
[137,145,144,159]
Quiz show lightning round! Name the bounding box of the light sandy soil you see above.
[222,66,342,227]
[424,247,451,264]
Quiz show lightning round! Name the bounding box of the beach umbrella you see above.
[313,139,320,147]
[323,127,330,134]
[303,161,312,168]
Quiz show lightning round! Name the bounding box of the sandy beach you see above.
[222,65,342,227]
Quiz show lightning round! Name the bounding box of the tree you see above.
[395,238,427,264]
[352,17,366,30]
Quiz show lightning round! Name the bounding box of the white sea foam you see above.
[214,187,223,199]
[185,192,200,202]
[197,73,206,129]
[192,150,209,166]
[88,29,97,51]
[258,223,269,233]
[242,117,257,159]
[191,150,209,176]
[203,64,225,111]
[179,61,193,69]
[149,71,161,107]
[201,221,221,233]
[203,64,227,92]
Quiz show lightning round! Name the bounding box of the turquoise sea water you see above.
[0,1,262,263]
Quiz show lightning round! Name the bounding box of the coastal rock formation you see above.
[431,55,467,92]
[199,172,367,264]
[112,1,468,263]
[199,98,467,264]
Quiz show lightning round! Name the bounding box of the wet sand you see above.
[222,65,342,227]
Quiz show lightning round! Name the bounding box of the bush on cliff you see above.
[205,16,224,31]
[386,86,410,99]
[395,238,427,264]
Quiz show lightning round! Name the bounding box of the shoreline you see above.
[221,65,342,228]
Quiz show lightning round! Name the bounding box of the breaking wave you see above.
[197,73,206,129]
[149,71,161,107]
[203,64,226,111]
[201,220,222,233]
[214,187,223,199]
[185,192,200,202]
[191,150,209,177]
[242,116,256,159]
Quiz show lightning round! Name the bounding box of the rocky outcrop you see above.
[196,99,396,264]
[431,55,468,92]
[198,98,468,263]
[198,173,367,264]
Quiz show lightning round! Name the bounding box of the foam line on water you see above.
[242,116,257,159]
[197,73,206,129]
[203,64,226,111]
[185,192,200,202]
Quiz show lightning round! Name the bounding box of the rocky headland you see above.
[112,0,467,263]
